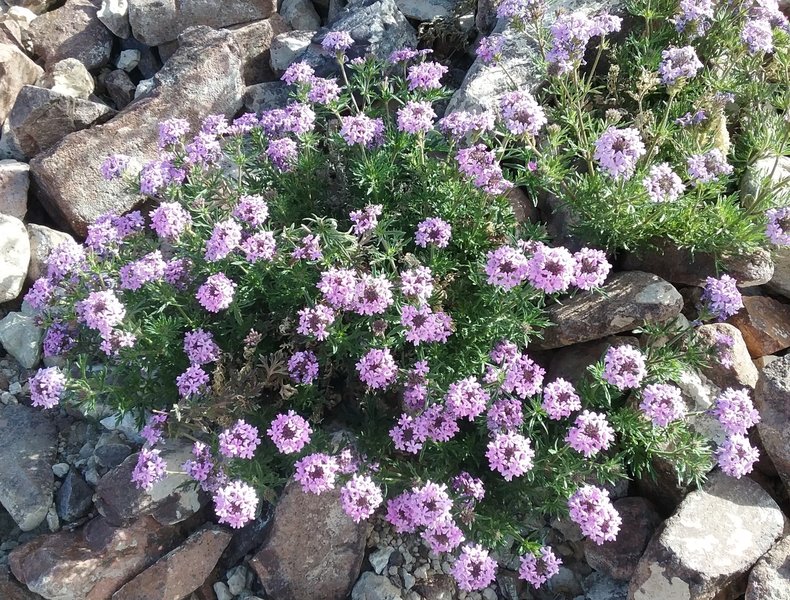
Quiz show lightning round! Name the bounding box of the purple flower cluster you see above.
[401,304,452,345]
[354,274,394,315]
[184,328,220,365]
[356,348,398,389]
[288,350,319,384]
[140,413,167,447]
[742,19,774,54]
[267,410,312,454]
[24,278,53,310]
[673,0,714,36]
[639,383,687,427]
[573,247,611,289]
[219,420,261,459]
[658,46,703,85]
[687,149,733,185]
[100,154,132,180]
[456,144,512,194]
[445,377,489,421]
[213,480,258,528]
[527,245,575,293]
[415,217,452,249]
[297,304,335,340]
[712,388,760,435]
[566,410,614,457]
[542,378,582,419]
[158,118,190,148]
[176,365,209,398]
[196,273,237,313]
[350,204,383,236]
[519,546,562,588]
[307,77,341,104]
[547,12,621,75]
[602,345,647,390]
[119,250,167,290]
[701,274,743,320]
[340,474,383,522]
[294,452,339,494]
[46,241,85,280]
[242,232,277,262]
[567,485,621,545]
[766,207,790,245]
[282,61,314,85]
[485,245,529,289]
[486,398,524,433]
[397,100,437,135]
[486,432,535,480]
[642,163,685,203]
[139,159,185,197]
[407,61,448,91]
[594,127,646,180]
[390,413,428,453]
[496,0,545,24]
[76,290,126,337]
[438,111,495,141]
[501,353,545,399]
[131,448,167,491]
[400,266,434,301]
[716,434,760,478]
[267,138,298,172]
[318,267,358,309]
[499,91,547,136]
[30,367,66,409]
[339,114,384,147]
[451,544,497,592]
[183,441,216,489]
[476,34,506,64]
[150,202,192,241]
[322,30,354,53]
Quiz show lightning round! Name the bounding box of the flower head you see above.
[76,290,126,336]
[176,365,209,398]
[519,546,562,588]
[526,245,574,293]
[716,434,760,478]
[356,348,398,389]
[640,383,687,427]
[318,268,359,309]
[184,329,220,365]
[499,91,547,136]
[267,410,312,454]
[566,410,615,457]
[204,219,242,262]
[397,100,436,134]
[602,345,646,390]
[353,274,393,315]
[30,367,66,409]
[567,485,621,545]
[445,377,489,421]
[196,273,237,313]
[712,388,760,435]
[297,304,335,341]
[150,202,191,241]
[687,149,733,185]
[594,126,646,180]
[349,204,383,237]
[766,207,790,245]
[288,350,319,384]
[322,30,354,53]
[742,19,774,54]
[407,61,448,91]
[487,432,535,480]
[451,544,497,592]
[340,474,383,522]
[218,420,261,459]
[542,378,582,420]
[415,217,452,249]
[294,452,339,494]
[702,274,743,320]
[213,480,258,528]
[658,46,703,85]
[477,34,506,64]
[131,448,167,491]
[572,247,611,289]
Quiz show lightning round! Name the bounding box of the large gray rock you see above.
[767,247,790,300]
[37,58,95,99]
[243,81,290,113]
[3,0,58,15]
[352,572,403,600]
[755,355,790,494]
[0,404,57,531]
[104,69,136,109]
[0,42,43,125]
[395,0,457,20]
[30,26,245,237]
[533,271,683,349]
[270,29,316,74]
[628,471,784,600]
[55,470,93,522]
[0,214,29,303]
[621,242,773,288]
[2,85,116,160]
[695,323,758,390]
[28,0,114,70]
[229,13,288,85]
[250,480,367,600]
[95,438,205,526]
[0,159,29,220]
[745,534,790,600]
[9,515,183,599]
[299,0,417,76]
[0,312,42,369]
[741,154,790,201]
[446,0,623,115]
[280,0,320,30]
[97,0,130,38]
[128,0,276,46]
[26,224,75,283]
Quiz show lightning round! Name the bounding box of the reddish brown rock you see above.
[9,515,182,600]
[695,323,758,390]
[0,43,43,125]
[728,295,790,358]
[30,26,244,237]
[250,481,367,600]
[546,336,638,385]
[28,0,113,69]
[585,497,662,581]
[112,525,231,600]
[229,14,289,85]
[0,566,39,600]
[534,272,683,350]
[755,355,790,495]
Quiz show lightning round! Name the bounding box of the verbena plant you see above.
[22,0,785,591]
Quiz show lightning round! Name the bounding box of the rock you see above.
[250,480,367,600]
[0,313,42,369]
[95,438,205,526]
[116,48,140,71]
[395,0,456,20]
[584,497,661,581]
[280,0,320,30]
[97,0,129,38]
[134,77,155,98]
[741,155,790,200]
[583,571,628,600]
[26,224,75,283]
[3,0,58,15]
[214,582,233,600]
[728,295,790,357]
[243,80,290,112]
[226,564,252,595]
[218,502,274,569]
[0,42,43,125]
[157,39,179,62]
[0,159,29,220]
[352,572,403,600]
[755,355,790,494]
[119,35,162,78]
[229,14,288,85]
[411,575,456,600]
[767,247,790,300]
[546,336,638,385]
[128,0,276,46]
[99,411,144,442]
[628,471,784,600]
[0,566,40,600]
[745,534,790,600]
[104,69,137,109]
[0,404,56,531]
[37,57,95,99]
[270,29,315,74]
[112,525,231,600]
[2,85,116,160]
[10,515,182,599]
[369,546,394,575]
[549,566,583,597]
[533,272,683,350]
[52,463,70,478]
[55,470,93,522]
[93,441,132,468]
[30,26,245,237]
[0,214,29,303]
[621,242,773,288]
[29,0,114,70]
[299,0,417,75]
[695,323,758,390]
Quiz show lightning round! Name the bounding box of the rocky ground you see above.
[1,0,790,599]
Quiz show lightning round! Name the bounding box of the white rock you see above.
[0,213,29,302]
[51,463,70,478]
[280,0,321,30]
[37,58,95,99]
[741,154,790,200]
[395,0,456,20]
[0,159,29,219]
[213,581,234,600]
[269,29,315,74]
[97,0,130,38]
[116,48,140,71]
[0,312,42,369]
[134,77,155,98]
[226,564,252,595]
[26,223,75,283]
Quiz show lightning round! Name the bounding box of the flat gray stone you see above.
[270,29,316,74]
[0,214,29,303]
[629,471,785,600]
[0,159,29,220]
[243,80,291,113]
[0,404,57,531]
[395,0,456,20]
[0,312,42,369]
[352,572,403,600]
[280,0,320,30]
[755,355,790,494]
[533,271,683,349]
[0,42,43,127]
[745,534,790,600]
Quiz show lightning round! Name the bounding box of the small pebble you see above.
[482,588,498,600]
[8,381,21,395]
[213,582,233,600]
[52,463,70,478]
[414,565,429,580]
